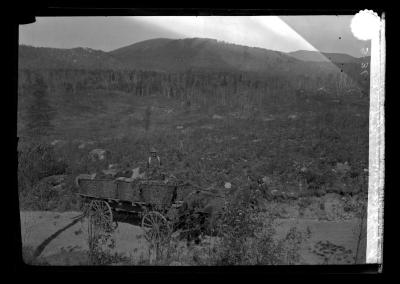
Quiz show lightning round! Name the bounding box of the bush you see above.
[18,143,67,192]
[210,186,287,265]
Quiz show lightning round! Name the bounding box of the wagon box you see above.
[78,178,118,199]
[140,181,176,206]
[77,177,226,245]
[78,177,192,204]
[115,180,141,201]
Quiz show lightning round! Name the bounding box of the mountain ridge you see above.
[287,50,364,63]
[19,38,363,77]
[18,44,126,70]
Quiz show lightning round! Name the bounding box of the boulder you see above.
[286,190,299,199]
[50,140,65,147]
[89,149,109,161]
[52,184,64,191]
[39,175,66,189]
[45,175,66,186]
[316,87,330,96]
[262,116,275,122]
[224,182,232,189]
[269,189,287,201]
[262,176,272,185]
[212,114,223,120]
[323,193,343,220]
[36,175,67,195]
[108,163,119,169]
[334,162,351,174]
[78,141,95,149]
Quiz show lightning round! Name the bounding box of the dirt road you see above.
[20,211,364,265]
[20,211,150,265]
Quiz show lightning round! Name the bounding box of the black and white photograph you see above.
[16,10,385,267]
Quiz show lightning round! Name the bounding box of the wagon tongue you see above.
[71,213,86,220]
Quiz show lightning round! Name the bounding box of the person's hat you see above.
[150,147,157,153]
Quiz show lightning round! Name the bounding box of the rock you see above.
[286,190,299,199]
[288,114,298,119]
[41,175,66,186]
[334,162,351,174]
[108,163,119,169]
[52,184,64,191]
[263,116,274,122]
[78,141,95,149]
[53,175,66,185]
[316,87,330,96]
[323,193,343,220]
[224,182,232,189]
[270,189,281,196]
[212,114,223,120]
[89,149,109,161]
[262,176,272,185]
[50,139,65,146]
[176,125,184,129]
[38,175,67,192]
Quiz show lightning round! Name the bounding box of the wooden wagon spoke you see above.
[87,200,114,236]
[141,211,171,245]
[143,221,153,229]
[154,231,161,242]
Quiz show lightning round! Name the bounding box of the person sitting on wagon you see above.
[147,147,163,180]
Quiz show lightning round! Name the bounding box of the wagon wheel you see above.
[88,200,115,238]
[141,211,171,245]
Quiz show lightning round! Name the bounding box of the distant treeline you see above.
[18,68,368,108]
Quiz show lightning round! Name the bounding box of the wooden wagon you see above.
[77,178,193,245]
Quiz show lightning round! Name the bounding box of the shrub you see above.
[210,186,282,265]
[18,143,67,192]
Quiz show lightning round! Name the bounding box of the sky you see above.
[19,15,371,57]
